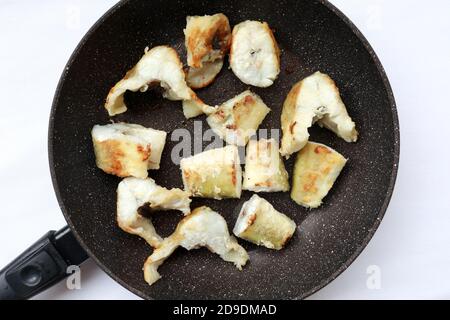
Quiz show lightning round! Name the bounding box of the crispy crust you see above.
[93,139,152,178]
[280,81,303,157]
[291,142,347,208]
[206,90,270,146]
[180,146,242,199]
[233,195,296,250]
[95,140,126,176]
[92,123,166,178]
[184,13,231,68]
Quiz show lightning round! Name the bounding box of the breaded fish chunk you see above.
[206,90,270,146]
[104,45,215,118]
[243,139,289,192]
[184,14,231,89]
[180,145,242,199]
[92,123,166,178]
[280,72,358,158]
[291,142,347,208]
[117,177,191,248]
[230,20,280,87]
[143,206,248,285]
[233,194,296,250]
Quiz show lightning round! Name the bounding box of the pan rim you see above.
[48,0,400,300]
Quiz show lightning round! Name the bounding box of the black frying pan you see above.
[0,0,399,300]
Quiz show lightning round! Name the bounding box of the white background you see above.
[0,0,449,300]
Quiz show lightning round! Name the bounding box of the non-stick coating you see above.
[49,0,399,299]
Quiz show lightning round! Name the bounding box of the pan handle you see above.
[0,226,88,300]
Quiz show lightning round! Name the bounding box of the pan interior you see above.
[50,0,398,299]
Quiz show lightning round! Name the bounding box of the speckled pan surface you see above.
[49,0,399,299]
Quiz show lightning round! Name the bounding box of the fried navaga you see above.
[230,20,280,87]
[117,177,191,248]
[243,139,289,192]
[92,123,167,178]
[291,142,347,208]
[184,14,231,89]
[104,45,215,119]
[280,72,358,158]
[180,145,242,199]
[143,206,249,285]
[233,195,296,250]
[206,90,270,146]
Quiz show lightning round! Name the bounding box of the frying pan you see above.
[0,0,399,300]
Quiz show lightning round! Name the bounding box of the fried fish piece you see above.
[184,13,231,89]
[117,177,191,248]
[243,139,289,192]
[233,194,296,250]
[291,142,347,208]
[206,90,270,146]
[280,71,358,158]
[92,123,167,178]
[230,20,280,87]
[104,45,215,118]
[180,145,242,199]
[143,206,249,285]
[186,59,224,89]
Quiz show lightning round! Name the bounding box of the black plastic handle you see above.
[0,226,88,300]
